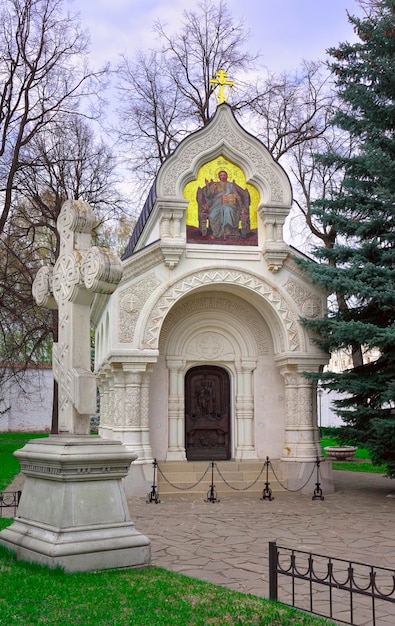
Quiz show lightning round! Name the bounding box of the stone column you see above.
[96,372,110,435]
[265,216,275,241]
[160,211,171,237]
[158,200,187,268]
[106,370,116,430]
[122,366,153,462]
[258,205,289,272]
[140,367,153,459]
[235,360,258,460]
[172,209,183,238]
[112,365,126,430]
[166,358,186,460]
[279,365,333,494]
[281,368,320,461]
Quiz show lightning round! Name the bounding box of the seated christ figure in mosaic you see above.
[203,170,250,239]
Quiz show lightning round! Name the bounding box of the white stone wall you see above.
[317,388,348,428]
[0,367,52,432]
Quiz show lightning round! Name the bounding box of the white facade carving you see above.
[92,104,330,495]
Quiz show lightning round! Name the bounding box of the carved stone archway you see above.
[161,292,264,461]
[143,267,304,354]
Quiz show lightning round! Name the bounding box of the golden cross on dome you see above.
[210,68,234,104]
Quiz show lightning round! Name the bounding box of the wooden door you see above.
[185,366,230,461]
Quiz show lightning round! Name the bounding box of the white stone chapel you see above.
[92,103,331,496]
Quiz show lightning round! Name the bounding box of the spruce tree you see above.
[298,0,395,476]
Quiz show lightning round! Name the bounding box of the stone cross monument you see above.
[0,200,151,571]
[33,199,121,434]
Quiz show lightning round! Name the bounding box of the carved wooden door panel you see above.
[185,366,231,461]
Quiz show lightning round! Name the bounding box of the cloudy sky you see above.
[74,0,363,73]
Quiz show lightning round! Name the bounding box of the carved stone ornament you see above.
[52,252,81,304]
[82,246,123,294]
[32,266,57,309]
[285,279,322,319]
[119,274,161,343]
[159,295,269,356]
[146,269,303,352]
[57,198,96,237]
[156,105,291,207]
[196,333,224,359]
[161,122,283,202]
[32,199,123,435]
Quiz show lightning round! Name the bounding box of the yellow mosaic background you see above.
[184,156,259,230]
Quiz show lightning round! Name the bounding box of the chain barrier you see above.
[214,461,266,492]
[268,458,318,495]
[147,456,325,503]
[147,459,212,502]
[157,460,211,490]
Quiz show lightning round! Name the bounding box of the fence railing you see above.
[269,542,395,626]
[0,490,21,517]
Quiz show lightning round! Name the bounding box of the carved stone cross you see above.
[33,200,123,434]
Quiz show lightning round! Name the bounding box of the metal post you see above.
[312,456,324,500]
[261,456,274,500]
[147,458,160,503]
[268,541,278,601]
[205,461,219,502]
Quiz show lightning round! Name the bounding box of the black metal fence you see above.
[269,542,395,626]
[0,490,21,517]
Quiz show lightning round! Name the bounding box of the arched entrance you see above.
[185,365,231,461]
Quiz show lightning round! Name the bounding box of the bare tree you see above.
[153,0,257,124]
[115,0,343,219]
[286,127,350,250]
[116,50,186,191]
[0,0,108,235]
[115,0,258,195]
[244,61,336,161]
[0,115,128,431]
[17,116,129,245]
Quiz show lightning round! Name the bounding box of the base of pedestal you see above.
[281,459,335,495]
[0,435,151,572]
[0,518,150,572]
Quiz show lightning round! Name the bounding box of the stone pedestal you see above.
[281,458,335,495]
[0,436,151,572]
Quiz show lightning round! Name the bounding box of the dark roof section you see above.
[289,244,316,262]
[122,182,157,260]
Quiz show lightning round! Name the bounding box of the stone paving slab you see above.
[128,471,395,625]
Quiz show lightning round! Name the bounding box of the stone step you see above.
[155,460,286,497]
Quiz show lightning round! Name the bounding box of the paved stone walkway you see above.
[4,470,395,625]
[128,471,395,625]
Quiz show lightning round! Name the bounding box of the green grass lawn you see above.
[0,539,334,626]
[0,433,334,626]
[321,435,387,474]
[0,432,49,491]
